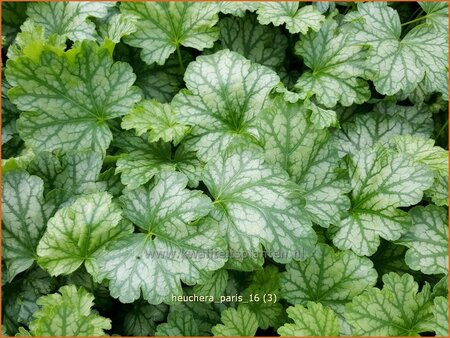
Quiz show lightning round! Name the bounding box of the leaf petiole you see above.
[176,44,185,73]
[401,14,428,27]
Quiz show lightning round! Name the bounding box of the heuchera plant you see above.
[1,1,449,337]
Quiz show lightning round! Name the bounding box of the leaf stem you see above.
[406,6,423,23]
[401,14,427,27]
[108,123,121,133]
[104,155,121,164]
[436,119,449,139]
[176,44,185,73]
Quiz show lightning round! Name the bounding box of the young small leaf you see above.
[278,302,339,336]
[211,305,258,337]
[29,285,111,336]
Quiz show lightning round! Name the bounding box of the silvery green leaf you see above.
[404,24,448,98]
[420,2,448,32]
[345,273,435,336]
[26,2,115,41]
[256,3,325,34]
[202,149,317,268]
[115,134,175,190]
[305,100,338,129]
[98,13,137,43]
[37,192,132,276]
[347,2,448,96]
[92,172,226,304]
[170,297,222,336]
[433,296,449,336]
[155,311,200,336]
[115,133,203,189]
[281,243,376,334]
[219,2,260,17]
[2,171,49,282]
[121,2,220,65]
[391,135,448,206]
[218,14,288,69]
[295,18,370,107]
[313,2,335,14]
[194,269,229,301]
[281,244,377,307]
[53,151,105,195]
[278,302,339,336]
[7,41,141,153]
[332,146,434,256]
[24,152,61,191]
[30,151,104,195]
[336,102,433,157]
[122,99,190,145]
[211,305,258,336]
[29,285,111,336]
[124,302,168,336]
[397,205,448,275]
[259,97,350,228]
[25,150,107,212]
[172,50,279,160]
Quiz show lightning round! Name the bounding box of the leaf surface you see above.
[295,17,370,107]
[155,311,200,336]
[26,2,114,41]
[281,244,377,320]
[278,302,339,336]
[332,146,433,256]
[391,135,448,206]
[259,97,350,227]
[347,2,448,95]
[92,172,225,304]
[256,3,325,34]
[172,50,279,160]
[397,205,448,275]
[7,41,141,153]
[124,302,168,336]
[211,305,258,336]
[433,296,449,336]
[202,149,317,269]
[29,285,111,336]
[345,273,435,336]
[122,99,189,145]
[336,102,433,157]
[2,171,49,281]
[218,14,288,70]
[121,2,220,65]
[37,192,132,276]
[114,133,203,189]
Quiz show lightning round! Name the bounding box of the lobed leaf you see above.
[278,302,339,336]
[7,40,141,153]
